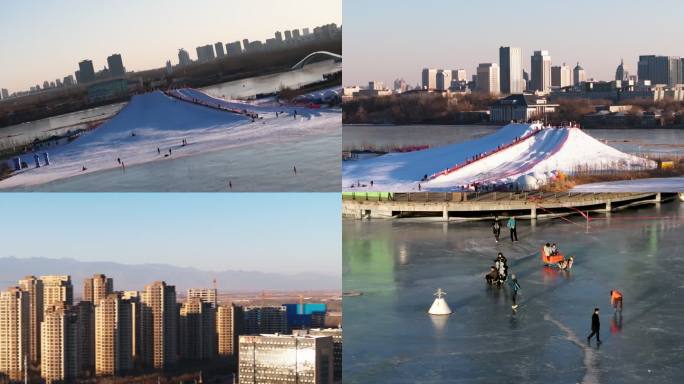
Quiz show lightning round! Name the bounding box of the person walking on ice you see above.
[507,216,518,242]
[610,290,623,313]
[509,274,521,310]
[587,308,602,345]
[492,216,501,243]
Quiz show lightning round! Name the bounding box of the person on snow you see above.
[587,308,602,345]
[508,216,518,242]
[492,216,501,242]
[510,274,521,310]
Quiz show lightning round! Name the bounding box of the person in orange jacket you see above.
[610,290,623,312]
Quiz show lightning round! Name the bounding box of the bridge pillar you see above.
[442,205,449,221]
[655,192,662,203]
[530,206,537,220]
[605,200,612,212]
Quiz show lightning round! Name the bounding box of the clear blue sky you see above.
[0,193,341,275]
[0,0,341,92]
[344,0,684,87]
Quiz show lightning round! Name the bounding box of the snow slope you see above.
[342,123,537,189]
[343,123,656,191]
[1,90,339,189]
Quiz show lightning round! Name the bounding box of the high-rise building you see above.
[187,288,217,308]
[0,287,29,382]
[178,49,191,66]
[243,306,288,334]
[436,69,452,91]
[196,44,216,63]
[83,274,113,303]
[63,76,74,87]
[499,46,523,94]
[41,304,80,384]
[121,291,142,364]
[303,28,310,36]
[41,275,73,308]
[1,88,8,99]
[530,50,551,93]
[551,63,572,87]
[476,63,500,95]
[75,301,95,375]
[636,55,683,86]
[242,39,250,53]
[217,304,243,360]
[140,281,177,369]
[615,59,628,81]
[107,54,125,77]
[573,62,587,85]
[421,68,438,90]
[393,78,408,93]
[307,329,343,383]
[215,42,225,58]
[284,30,293,41]
[238,334,334,384]
[179,298,215,360]
[453,69,467,82]
[77,60,95,84]
[293,29,301,39]
[275,31,283,43]
[226,41,242,56]
[95,293,133,376]
[18,276,43,364]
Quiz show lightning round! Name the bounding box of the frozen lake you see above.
[343,200,684,383]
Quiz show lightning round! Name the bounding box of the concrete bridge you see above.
[342,192,674,220]
[292,51,342,70]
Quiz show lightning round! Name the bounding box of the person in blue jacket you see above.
[507,216,518,242]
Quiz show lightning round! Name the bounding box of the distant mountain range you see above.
[0,257,340,294]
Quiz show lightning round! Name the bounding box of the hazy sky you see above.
[344,0,684,87]
[0,0,341,92]
[0,193,341,276]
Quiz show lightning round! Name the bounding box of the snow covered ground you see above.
[572,177,684,192]
[1,90,339,189]
[342,123,656,191]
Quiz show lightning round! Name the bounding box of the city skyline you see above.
[0,193,341,276]
[343,0,684,87]
[0,0,341,91]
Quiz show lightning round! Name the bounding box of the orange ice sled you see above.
[541,247,565,265]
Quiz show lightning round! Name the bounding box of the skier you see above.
[228,180,233,190]
[587,308,602,345]
[370,180,374,187]
[169,148,172,155]
[157,147,161,155]
[293,165,297,175]
[418,183,422,191]
[117,157,121,165]
[508,216,518,242]
[492,216,501,242]
[510,274,521,310]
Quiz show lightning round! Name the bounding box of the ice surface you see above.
[343,201,684,383]
[572,177,684,193]
[1,90,339,189]
[342,123,655,191]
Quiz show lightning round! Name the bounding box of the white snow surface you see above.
[1,90,339,189]
[342,123,656,191]
[572,177,684,192]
